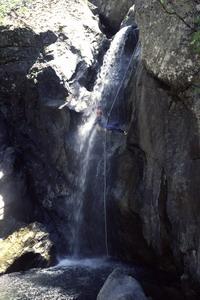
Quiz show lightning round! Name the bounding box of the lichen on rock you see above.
[134,0,200,89]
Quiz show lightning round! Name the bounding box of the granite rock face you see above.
[126,63,200,283]
[119,0,200,290]
[96,0,200,293]
[134,0,200,89]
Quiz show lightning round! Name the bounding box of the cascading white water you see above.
[68,25,139,259]
[93,26,134,106]
[71,123,97,256]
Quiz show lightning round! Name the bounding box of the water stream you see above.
[68,24,139,259]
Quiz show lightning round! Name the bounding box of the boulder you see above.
[0,222,54,274]
[134,0,200,89]
[97,268,148,300]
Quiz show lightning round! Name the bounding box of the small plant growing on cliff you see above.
[191,31,200,53]
[191,17,200,54]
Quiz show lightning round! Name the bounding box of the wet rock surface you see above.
[0,266,107,300]
[0,222,54,274]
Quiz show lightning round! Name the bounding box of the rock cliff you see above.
[93,0,200,294]
[121,0,200,292]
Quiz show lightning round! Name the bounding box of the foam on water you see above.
[55,257,110,269]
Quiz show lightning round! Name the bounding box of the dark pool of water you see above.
[0,257,185,300]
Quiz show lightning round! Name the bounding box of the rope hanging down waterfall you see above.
[103,41,139,256]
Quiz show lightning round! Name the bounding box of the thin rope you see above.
[103,39,139,257]
[103,128,109,256]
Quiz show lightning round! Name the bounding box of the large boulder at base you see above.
[135,0,200,89]
[0,222,54,274]
[97,268,148,300]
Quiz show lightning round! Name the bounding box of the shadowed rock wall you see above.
[0,0,106,251]
[90,0,135,32]
[119,0,200,290]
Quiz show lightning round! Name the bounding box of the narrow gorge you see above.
[0,0,199,299]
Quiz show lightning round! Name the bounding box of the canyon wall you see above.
[93,0,200,290]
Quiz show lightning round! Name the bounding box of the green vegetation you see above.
[191,31,200,53]
[191,17,200,54]
[0,0,32,23]
[193,85,200,95]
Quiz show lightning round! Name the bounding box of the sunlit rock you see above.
[134,0,200,89]
[0,222,54,274]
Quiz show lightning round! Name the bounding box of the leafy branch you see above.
[191,17,200,54]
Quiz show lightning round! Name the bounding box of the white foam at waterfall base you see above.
[55,257,110,269]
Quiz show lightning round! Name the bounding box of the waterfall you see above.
[93,25,137,108]
[68,24,139,258]
[71,120,97,257]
